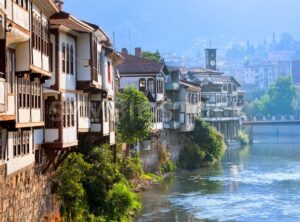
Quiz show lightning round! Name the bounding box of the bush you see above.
[106,182,141,221]
[178,142,206,170]
[121,153,143,180]
[238,131,250,145]
[158,145,176,174]
[179,118,226,169]
[56,144,142,221]
[160,159,176,174]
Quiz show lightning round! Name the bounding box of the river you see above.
[136,132,300,221]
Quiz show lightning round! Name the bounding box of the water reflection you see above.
[137,135,300,222]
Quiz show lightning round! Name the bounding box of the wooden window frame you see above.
[62,43,66,73]
[90,101,101,123]
[66,44,70,74]
[70,45,74,75]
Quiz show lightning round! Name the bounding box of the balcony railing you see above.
[165,82,180,91]
[164,121,181,129]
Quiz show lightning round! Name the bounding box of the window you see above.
[139,79,146,91]
[157,79,163,94]
[63,99,75,128]
[104,101,108,122]
[79,95,89,118]
[45,97,59,128]
[97,52,101,76]
[233,85,237,91]
[18,77,30,109]
[156,109,162,123]
[148,79,155,95]
[35,145,43,165]
[62,43,66,73]
[14,0,28,10]
[70,100,75,127]
[90,101,101,123]
[31,78,41,109]
[66,44,70,74]
[13,130,30,158]
[108,62,111,83]
[223,84,227,91]
[151,107,156,123]
[70,45,74,75]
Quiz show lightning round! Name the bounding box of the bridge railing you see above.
[244,114,300,122]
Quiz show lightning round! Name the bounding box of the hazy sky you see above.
[64,0,300,56]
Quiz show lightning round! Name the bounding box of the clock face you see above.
[210,60,216,66]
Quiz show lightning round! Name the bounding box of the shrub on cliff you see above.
[179,118,226,169]
[238,131,250,145]
[121,153,144,180]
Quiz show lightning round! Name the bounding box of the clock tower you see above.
[205,48,217,70]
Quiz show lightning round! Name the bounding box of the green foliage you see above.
[253,76,298,116]
[178,142,206,169]
[238,131,250,146]
[84,144,124,216]
[158,145,176,174]
[106,182,141,221]
[56,153,91,221]
[121,153,143,180]
[142,51,161,62]
[56,144,141,221]
[117,86,153,145]
[179,118,226,169]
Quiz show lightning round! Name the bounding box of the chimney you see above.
[135,47,142,58]
[121,48,128,55]
[55,0,64,11]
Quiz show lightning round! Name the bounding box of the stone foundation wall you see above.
[140,130,187,173]
[0,164,60,222]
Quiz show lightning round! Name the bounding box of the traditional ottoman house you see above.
[118,48,166,134]
[164,67,201,132]
[47,8,122,152]
[0,0,60,220]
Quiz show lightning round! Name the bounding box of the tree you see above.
[117,86,153,145]
[179,118,226,169]
[142,50,161,62]
[253,76,298,116]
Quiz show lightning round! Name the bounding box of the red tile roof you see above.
[117,54,165,75]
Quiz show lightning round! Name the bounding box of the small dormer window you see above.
[233,85,237,91]
[139,79,146,91]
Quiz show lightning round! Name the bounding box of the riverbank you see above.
[136,136,300,222]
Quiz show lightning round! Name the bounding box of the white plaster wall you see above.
[78,117,90,130]
[63,128,77,143]
[34,129,43,145]
[45,129,58,143]
[102,122,109,135]
[110,132,115,145]
[59,33,76,90]
[16,41,30,72]
[31,109,42,123]
[6,1,29,30]
[77,33,91,81]
[6,131,34,176]
[44,35,56,88]
[0,0,4,10]
[18,109,30,123]
[7,95,15,116]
